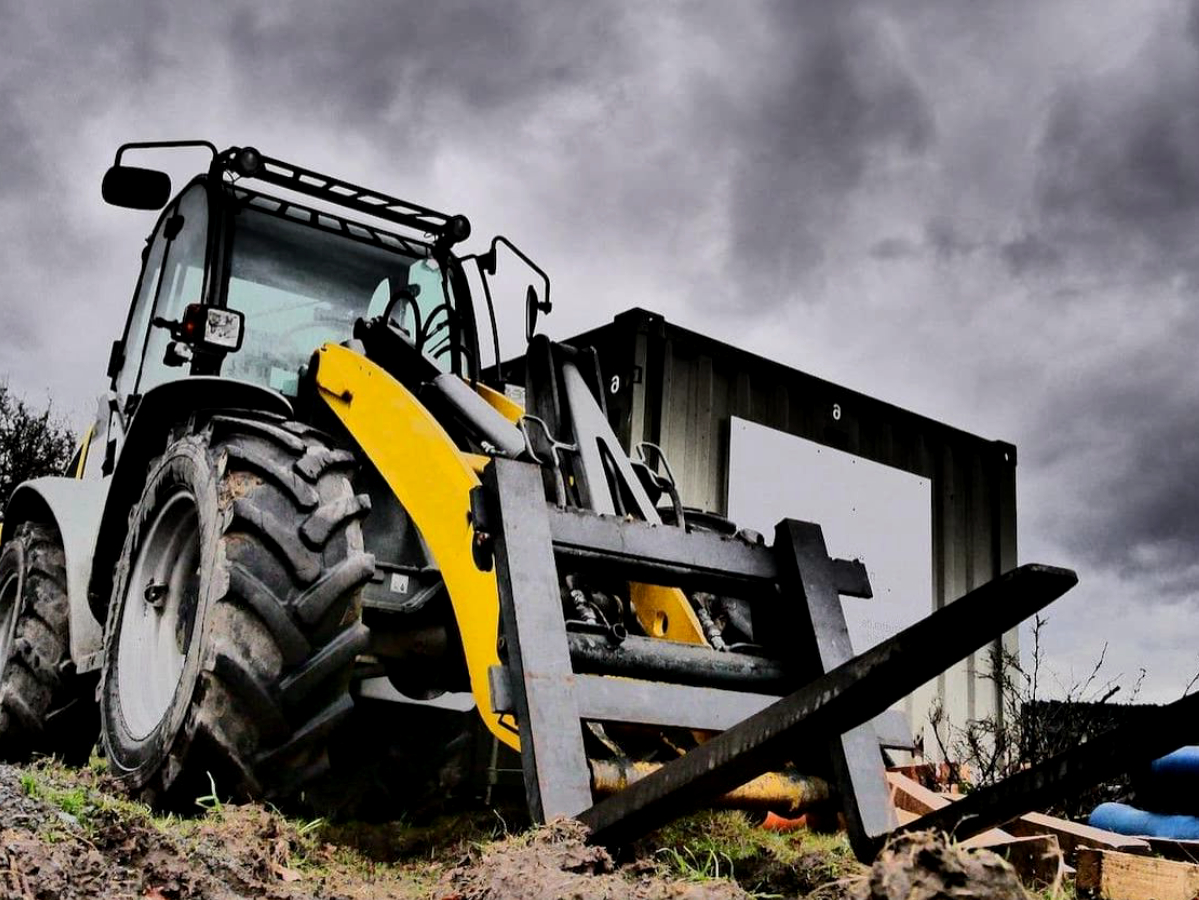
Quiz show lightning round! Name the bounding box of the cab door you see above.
[100,182,210,473]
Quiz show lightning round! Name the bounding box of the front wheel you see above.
[0,522,97,763]
[100,415,374,808]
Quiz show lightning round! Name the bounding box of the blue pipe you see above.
[1134,746,1199,815]
[1150,746,1199,782]
[1089,802,1199,840]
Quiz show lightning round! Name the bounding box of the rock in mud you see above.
[854,831,1027,900]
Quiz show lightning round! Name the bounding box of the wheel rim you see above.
[0,565,20,675]
[116,490,202,741]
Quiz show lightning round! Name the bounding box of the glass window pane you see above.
[114,230,167,398]
[139,185,209,394]
[222,204,458,394]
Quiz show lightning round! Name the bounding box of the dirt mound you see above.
[0,762,1046,900]
[0,763,310,899]
[854,831,1028,900]
[0,763,422,899]
[437,818,747,900]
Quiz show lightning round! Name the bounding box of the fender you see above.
[85,376,293,632]
[4,477,109,669]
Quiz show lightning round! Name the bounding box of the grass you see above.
[193,771,223,813]
[13,757,459,896]
[18,756,195,837]
[21,760,1075,900]
[646,810,864,898]
[656,844,738,881]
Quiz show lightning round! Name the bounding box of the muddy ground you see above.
[0,761,1036,900]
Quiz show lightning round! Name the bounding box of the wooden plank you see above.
[886,770,947,815]
[1076,848,1199,900]
[1005,811,1151,864]
[888,774,1067,886]
[1145,837,1199,864]
[889,771,1151,866]
[895,808,920,826]
[887,763,935,783]
[886,772,1012,845]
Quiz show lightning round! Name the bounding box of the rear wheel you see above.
[100,415,374,808]
[0,522,97,763]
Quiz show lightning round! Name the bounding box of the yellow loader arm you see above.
[312,343,708,751]
[312,344,517,750]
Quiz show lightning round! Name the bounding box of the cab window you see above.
[137,184,209,394]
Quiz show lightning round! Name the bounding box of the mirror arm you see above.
[490,235,551,313]
[472,257,504,386]
[113,140,218,166]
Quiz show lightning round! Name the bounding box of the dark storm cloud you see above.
[0,94,42,202]
[1033,7,1199,278]
[1027,333,1199,599]
[220,2,632,140]
[869,236,919,260]
[0,0,174,362]
[1003,3,1199,598]
[999,234,1060,276]
[723,3,934,297]
[924,217,977,261]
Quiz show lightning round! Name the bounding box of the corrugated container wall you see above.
[509,308,1019,748]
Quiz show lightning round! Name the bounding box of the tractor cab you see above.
[102,141,544,419]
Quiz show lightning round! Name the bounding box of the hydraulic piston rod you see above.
[568,632,793,691]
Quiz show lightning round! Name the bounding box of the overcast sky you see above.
[2,1,1197,704]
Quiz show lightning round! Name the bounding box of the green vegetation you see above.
[647,810,863,898]
[18,757,185,836]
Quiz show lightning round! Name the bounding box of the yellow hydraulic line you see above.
[472,381,525,423]
[590,759,832,816]
[74,424,95,479]
[314,345,517,750]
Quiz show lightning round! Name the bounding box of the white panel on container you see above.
[727,417,935,752]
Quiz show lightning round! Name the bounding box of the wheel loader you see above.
[0,140,1091,859]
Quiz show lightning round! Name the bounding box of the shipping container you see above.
[505,307,1019,755]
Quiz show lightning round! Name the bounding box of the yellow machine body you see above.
[313,344,517,750]
[311,343,712,750]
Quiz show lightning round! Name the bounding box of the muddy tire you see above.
[0,522,97,764]
[99,415,374,808]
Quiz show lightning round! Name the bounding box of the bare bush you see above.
[926,615,1171,821]
[0,383,76,506]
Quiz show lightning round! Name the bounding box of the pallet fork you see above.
[476,455,1077,858]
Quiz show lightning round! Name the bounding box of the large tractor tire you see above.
[0,522,97,764]
[99,415,374,808]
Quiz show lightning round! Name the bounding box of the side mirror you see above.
[102,165,171,210]
[525,285,552,342]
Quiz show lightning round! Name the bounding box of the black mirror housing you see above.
[106,339,124,379]
[525,285,540,342]
[102,165,172,210]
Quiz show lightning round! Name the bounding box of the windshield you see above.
[221,197,461,395]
